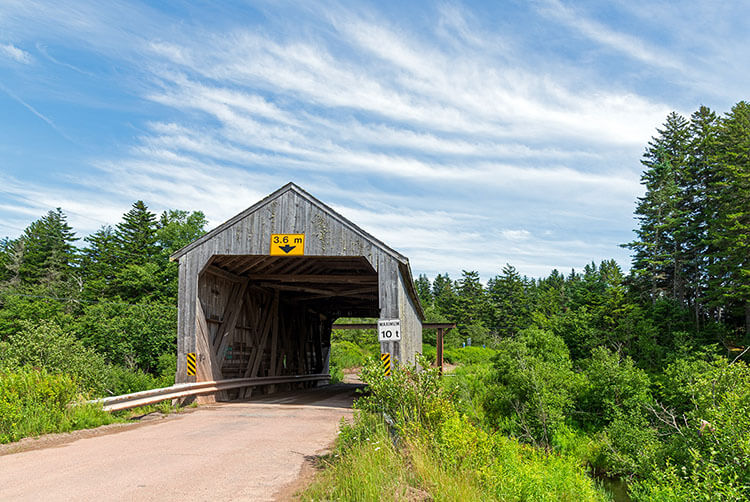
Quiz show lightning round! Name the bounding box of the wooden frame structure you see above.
[170,183,424,398]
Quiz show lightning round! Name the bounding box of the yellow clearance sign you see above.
[270,234,305,255]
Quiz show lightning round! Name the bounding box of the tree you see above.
[414,274,433,307]
[707,101,750,337]
[452,270,489,329]
[80,226,118,299]
[16,208,78,287]
[488,264,531,337]
[625,112,690,303]
[155,210,207,257]
[115,201,158,265]
[684,106,719,326]
[432,273,455,316]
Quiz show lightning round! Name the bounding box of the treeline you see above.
[0,203,206,379]
[417,105,750,362]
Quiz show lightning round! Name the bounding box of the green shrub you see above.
[3,320,110,393]
[596,411,660,477]
[357,355,452,435]
[444,346,497,365]
[443,362,495,425]
[422,344,437,363]
[305,359,607,501]
[72,302,176,373]
[578,347,652,428]
[155,351,177,387]
[101,365,164,396]
[3,320,172,397]
[486,327,580,448]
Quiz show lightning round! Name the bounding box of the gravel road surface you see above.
[0,383,359,502]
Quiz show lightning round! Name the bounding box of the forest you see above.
[2,101,750,500]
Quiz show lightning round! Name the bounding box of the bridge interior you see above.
[196,254,379,397]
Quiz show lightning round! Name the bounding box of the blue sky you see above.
[0,1,748,279]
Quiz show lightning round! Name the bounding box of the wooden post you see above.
[436,327,444,375]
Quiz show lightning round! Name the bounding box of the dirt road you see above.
[0,384,359,502]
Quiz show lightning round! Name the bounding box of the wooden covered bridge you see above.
[169,183,427,395]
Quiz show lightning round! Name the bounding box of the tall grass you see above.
[302,358,609,501]
[0,367,117,444]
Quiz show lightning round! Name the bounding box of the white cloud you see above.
[502,229,531,241]
[0,43,31,63]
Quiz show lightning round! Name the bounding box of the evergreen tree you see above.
[80,226,118,299]
[626,112,690,302]
[707,101,750,336]
[414,274,433,307]
[452,270,489,329]
[684,106,719,325]
[432,273,455,316]
[488,264,531,337]
[16,208,78,286]
[115,201,158,265]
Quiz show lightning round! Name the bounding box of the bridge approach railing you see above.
[88,374,331,412]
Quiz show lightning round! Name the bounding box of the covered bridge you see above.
[170,183,424,392]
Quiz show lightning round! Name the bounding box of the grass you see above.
[302,356,609,502]
[302,412,609,501]
[0,367,118,443]
[0,366,195,444]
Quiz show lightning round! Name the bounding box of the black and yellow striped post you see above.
[186,352,196,376]
[381,352,391,377]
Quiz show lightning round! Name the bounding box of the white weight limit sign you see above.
[378,319,401,342]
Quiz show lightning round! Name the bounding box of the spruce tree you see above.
[414,274,433,307]
[432,273,455,316]
[80,225,118,299]
[115,201,158,265]
[626,112,690,302]
[17,208,78,286]
[707,101,750,336]
[488,264,530,337]
[684,106,719,325]
[453,270,489,328]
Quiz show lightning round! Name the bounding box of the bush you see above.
[305,359,607,501]
[486,327,580,448]
[100,365,164,396]
[443,362,495,426]
[72,302,176,372]
[3,320,173,397]
[578,347,652,428]
[2,320,110,394]
[357,355,452,435]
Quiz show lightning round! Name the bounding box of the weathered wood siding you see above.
[397,266,423,365]
[174,185,423,385]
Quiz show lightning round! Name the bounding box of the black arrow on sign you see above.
[278,244,296,254]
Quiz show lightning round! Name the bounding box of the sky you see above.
[0,1,748,280]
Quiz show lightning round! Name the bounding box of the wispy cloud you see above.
[0,83,74,142]
[536,0,686,72]
[4,1,743,277]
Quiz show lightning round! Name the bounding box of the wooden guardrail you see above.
[90,374,331,412]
